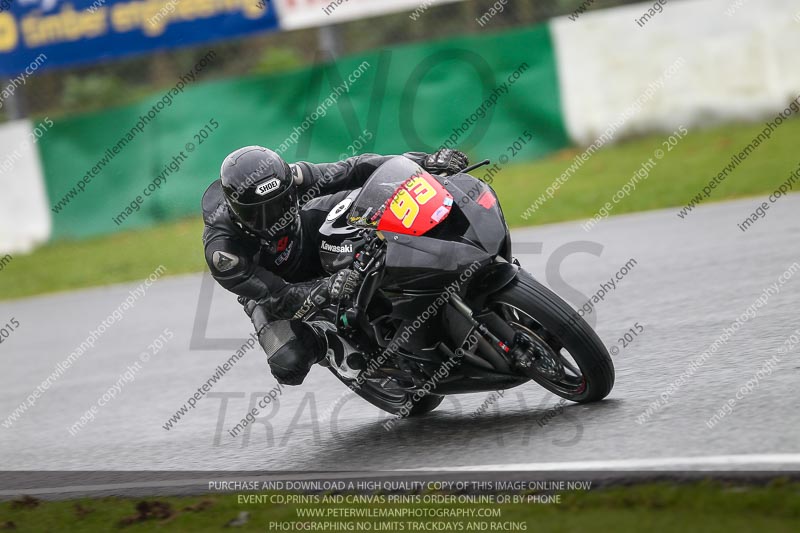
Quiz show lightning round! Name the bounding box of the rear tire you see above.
[488,270,614,403]
[328,368,444,416]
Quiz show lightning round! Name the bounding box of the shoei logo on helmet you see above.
[255,178,282,196]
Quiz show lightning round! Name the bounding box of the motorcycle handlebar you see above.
[461,159,491,175]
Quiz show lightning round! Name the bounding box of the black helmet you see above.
[220,146,298,240]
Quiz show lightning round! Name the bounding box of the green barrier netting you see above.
[38,23,567,240]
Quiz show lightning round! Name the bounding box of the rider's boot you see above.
[241,294,326,385]
[267,321,330,385]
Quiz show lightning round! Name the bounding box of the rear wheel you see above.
[328,369,444,416]
[487,270,614,403]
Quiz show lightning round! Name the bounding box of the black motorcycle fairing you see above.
[380,290,444,321]
[317,190,364,275]
[317,158,530,397]
[381,231,493,290]
[344,157,509,259]
[441,173,509,258]
[464,260,520,310]
[430,375,529,395]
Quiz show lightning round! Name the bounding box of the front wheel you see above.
[487,270,615,403]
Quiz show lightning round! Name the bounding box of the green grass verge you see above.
[1,482,798,532]
[491,118,800,225]
[0,218,206,301]
[1,118,797,301]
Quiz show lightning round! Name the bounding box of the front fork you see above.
[450,295,512,353]
[448,294,519,374]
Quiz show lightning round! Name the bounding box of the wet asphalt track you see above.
[1,195,799,479]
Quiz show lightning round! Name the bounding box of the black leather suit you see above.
[201,153,430,320]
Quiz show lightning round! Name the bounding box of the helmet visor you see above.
[228,186,298,239]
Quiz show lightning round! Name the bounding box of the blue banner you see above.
[0,0,278,77]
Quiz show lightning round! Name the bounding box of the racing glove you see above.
[423,149,469,176]
[292,268,362,320]
[240,269,362,323]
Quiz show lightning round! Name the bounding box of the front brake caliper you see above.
[510,333,534,370]
[511,332,565,380]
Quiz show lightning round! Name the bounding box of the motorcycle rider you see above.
[202,147,469,385]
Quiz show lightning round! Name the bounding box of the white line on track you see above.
[407,454,800,471]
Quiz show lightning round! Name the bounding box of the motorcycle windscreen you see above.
[348,157,453,236]
[442,174,509,257]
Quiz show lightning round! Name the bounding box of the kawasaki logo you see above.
[321,241,353,254]
[255,178,281,196]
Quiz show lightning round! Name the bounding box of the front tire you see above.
[487,270,614,403]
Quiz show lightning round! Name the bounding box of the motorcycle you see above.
[304,156,614,416]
